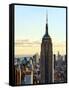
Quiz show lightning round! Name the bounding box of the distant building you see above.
[33,53,39,64]
[54,53,67,83]
[54,54,56,69]
[14,56,34,85]
[40,12,53,84]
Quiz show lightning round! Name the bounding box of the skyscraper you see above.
[40,12,53,84]
[54,54,56,69]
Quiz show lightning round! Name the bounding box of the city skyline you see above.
[13,4,67,85]
[15,5,66,56]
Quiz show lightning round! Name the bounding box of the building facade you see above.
[40,12,53,84]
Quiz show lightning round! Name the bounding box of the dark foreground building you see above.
[40,13,53,84]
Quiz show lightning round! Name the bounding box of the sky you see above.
[14,5,66,56]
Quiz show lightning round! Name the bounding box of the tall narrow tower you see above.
[40,12,53,84]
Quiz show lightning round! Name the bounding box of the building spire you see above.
[46,10,48,24]
[46,10,48,35]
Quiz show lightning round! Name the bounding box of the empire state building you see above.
[40,12,53,84]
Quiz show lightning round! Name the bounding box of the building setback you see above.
[40,12,53,84]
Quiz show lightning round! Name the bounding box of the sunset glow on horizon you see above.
[15,39,66,56]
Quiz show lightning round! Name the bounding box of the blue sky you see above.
[14,5,66,55]
[15,5,66,42]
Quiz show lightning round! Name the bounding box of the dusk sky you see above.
[14,5,66,56]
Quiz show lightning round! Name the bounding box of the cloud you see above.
[15,40,41,47]
[15,39,66,55]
